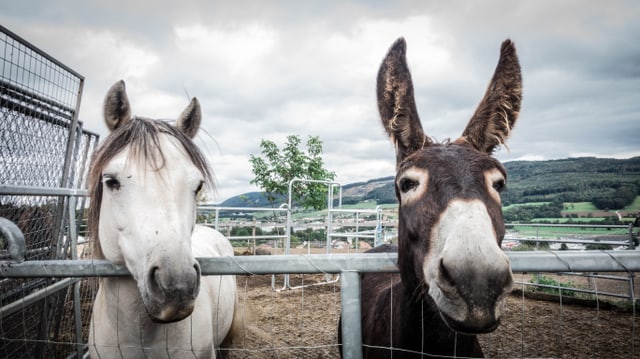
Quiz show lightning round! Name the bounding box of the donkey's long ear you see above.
[377,38,432,164]
[176,97,201,139]
[103,80,132,132]
[455,39,522,154]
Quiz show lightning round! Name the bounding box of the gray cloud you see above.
[2,0,638,201]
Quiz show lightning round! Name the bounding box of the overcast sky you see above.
[2,1,639,202]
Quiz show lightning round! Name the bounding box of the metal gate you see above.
[0,24,99,358]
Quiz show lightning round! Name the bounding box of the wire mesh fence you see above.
[1,253,638,358]
[0,24,98,358]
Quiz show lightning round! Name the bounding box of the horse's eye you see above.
[103,175,121,191]
[195,181,204,195]
[399,178,419,193]
[492,179,506,192]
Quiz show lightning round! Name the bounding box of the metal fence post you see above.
[629,222,638,249]
[340,270,362,359]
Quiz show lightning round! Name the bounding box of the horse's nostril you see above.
[192,263,201,296]
[193,263,201,276]
[147,266,163,297]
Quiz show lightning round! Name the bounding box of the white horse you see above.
[87,81,239,358]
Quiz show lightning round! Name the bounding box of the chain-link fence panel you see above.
[0,24,98,358]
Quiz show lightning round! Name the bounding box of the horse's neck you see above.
[93,278,186,345]
[91,277,217,358]
[94,277,151,327]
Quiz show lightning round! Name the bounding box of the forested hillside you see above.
[220,192,286,207]
[502,157,640,209]
[220,157,640,213]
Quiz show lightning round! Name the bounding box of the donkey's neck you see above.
[393,280,483,357]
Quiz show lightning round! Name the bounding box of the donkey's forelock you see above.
[87,118,214,258]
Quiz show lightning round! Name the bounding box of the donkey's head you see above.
[378,38,519,334]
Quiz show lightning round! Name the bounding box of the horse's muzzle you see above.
[143,262,201,322]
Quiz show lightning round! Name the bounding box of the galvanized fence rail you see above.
[505,222,639,301]
[2,250,639,358]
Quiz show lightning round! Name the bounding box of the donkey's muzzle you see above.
[431,254,513,334]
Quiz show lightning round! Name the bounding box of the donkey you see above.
[352,38,521,358]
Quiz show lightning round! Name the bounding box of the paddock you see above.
[1,24,639,359]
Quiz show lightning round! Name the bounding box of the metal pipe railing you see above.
[2,250,639,358]
[2,251,639,278]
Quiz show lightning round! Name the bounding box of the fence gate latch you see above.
[0,217,26,262]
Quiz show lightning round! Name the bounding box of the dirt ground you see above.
[223,273,639,359]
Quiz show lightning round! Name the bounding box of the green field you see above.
[624,196,640,211]
[531,217,634,224]
[508,224,629,238]
[562,202,599,213]
[502,202,549,211]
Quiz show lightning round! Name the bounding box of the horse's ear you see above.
[455,39,522,154]
[176,97,201,139]
[377,37,431,165]
[103,80,132,132]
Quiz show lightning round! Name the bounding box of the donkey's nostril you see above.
[149,266,159,282]
[439,258,456,287]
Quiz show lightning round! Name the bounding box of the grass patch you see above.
[511,241,549,251]
[532,217,607,223]
[529,274,590,298]
[532,217,635,223]
[503,202,549,211]
[337,202,397,210]
[561,196,640,213]
[623,196,640,211]
[509,224,628,238]
[562,202,599,213]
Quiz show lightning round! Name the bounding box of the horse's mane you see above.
[87,117,214,259]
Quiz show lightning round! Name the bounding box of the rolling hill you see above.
[218,157,640,213]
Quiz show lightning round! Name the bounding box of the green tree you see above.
[249,135,336,210]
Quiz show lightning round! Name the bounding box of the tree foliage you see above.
[249,135,336,210]
[503,201,563,222]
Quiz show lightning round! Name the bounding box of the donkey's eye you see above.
[399,178,419,193]
[492,179,506,192]
[103,175,121,191]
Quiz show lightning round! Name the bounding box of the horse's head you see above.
[88,80,212,323]
[378,38,519,334]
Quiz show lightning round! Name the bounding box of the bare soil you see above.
[224,273,639,359]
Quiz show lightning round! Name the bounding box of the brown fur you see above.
[456,39,522,154]
[376,38,432,164]
[344,38,521,358]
